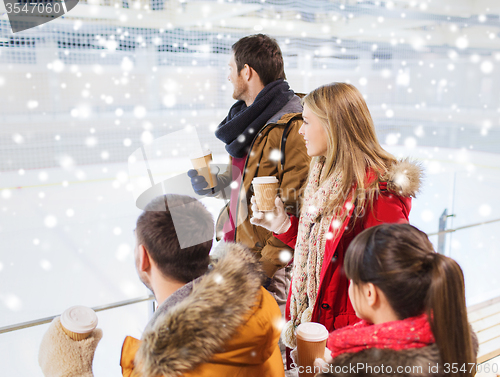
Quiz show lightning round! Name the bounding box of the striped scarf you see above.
[283,157,342,348]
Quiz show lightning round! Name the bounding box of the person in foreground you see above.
[38,194,285,377]
[251,83,423,355]
[315,223,477,377]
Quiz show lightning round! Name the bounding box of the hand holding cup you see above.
[39,307,102,377]
[250,196,291,234]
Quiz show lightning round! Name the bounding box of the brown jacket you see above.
[216,95,310,278]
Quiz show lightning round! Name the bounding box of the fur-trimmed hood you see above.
[134,242,281,377]
[317,345,442,377]
[382,158,423,198]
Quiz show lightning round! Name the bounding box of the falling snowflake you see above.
[480,61,493,74]
[414,125,425,137]
[213,273,223,284]
[265,212,276,221]
[478,205,492,217]
[141,131,154,144]
[44,215,58,228]
[40,260,52,271]
[455,36,468,49]
[93,64,103,74]
[116,171,128,183]
[279,250,292,263]
[116,244,132,262]
[420,210,434,222]
[52,59,65,73]
[269,149,282,162]
[121,57,134,72]
[27,100,39,110]
[85,137,98,148]
[120,281,141,296]
[134,106,147,119]
[38,171,49,181]
[2,294,22,311]
[404,137,417,149]
[385,133,400,145]
[58,155,75,170]
[427,161,441,174]
[163,94,176,108]
[1,190,12,199]
[274,319,288,337]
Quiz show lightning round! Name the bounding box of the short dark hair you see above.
[136,194,214,283]
[232,34,286,86]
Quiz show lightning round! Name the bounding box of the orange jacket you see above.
[120,243,285,377]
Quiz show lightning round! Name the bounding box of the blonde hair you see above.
[302,82,396,218]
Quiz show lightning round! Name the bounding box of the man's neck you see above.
[244,81,265,107]
[152,273,187,305]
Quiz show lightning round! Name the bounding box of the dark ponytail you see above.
[344,223,475,377]
[427,254,475,377]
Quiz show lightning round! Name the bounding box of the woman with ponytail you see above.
[250,83,423,355]
[316,223,477,377]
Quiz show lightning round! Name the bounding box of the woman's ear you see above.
[364,282,378,308]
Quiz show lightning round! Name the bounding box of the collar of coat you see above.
[134,242,265,377]
[380,158,423,198]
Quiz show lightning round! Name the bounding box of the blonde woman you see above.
[250,83,423,355]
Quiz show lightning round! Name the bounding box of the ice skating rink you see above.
[1,145,499,376]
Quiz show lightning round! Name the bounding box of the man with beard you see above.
[189,34,310,308]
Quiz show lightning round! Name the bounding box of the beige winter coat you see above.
[216,96,310,278]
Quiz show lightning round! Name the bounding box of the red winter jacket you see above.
[276,160,421,336]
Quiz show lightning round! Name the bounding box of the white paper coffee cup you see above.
[60,305,98,341]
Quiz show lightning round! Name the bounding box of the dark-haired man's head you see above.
[228,34,286,105]
[134,195,214,297]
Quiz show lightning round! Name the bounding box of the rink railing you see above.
[427,217,500,236]
[0,295,155,335]
[1,217,499,335]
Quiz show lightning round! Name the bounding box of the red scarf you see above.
[328,313,435,359]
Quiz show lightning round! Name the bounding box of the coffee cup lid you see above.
[296,322,329,342]
[60,306,98,334]
[189,149,212,159]
[252,176,278,184]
